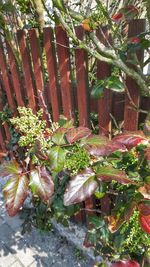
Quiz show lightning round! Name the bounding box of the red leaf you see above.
[138,202,150,216]
[112,13,123,22]
[139,214,150,234]
[112,131,147,149]
[64,168,98,206]
[66,127,91,143]
[29,167,54,202]
[83,135,126,157]
[111,260,139,267]
[130,37,140,44]
[3,173,29,216]
[138,184,150,200]
[96,166,136,185]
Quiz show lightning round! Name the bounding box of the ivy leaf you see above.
[66,127,91,144]
[3,173,29,216]
[64,168,98,206]
[29,167,54,202]
[91,81,104,99]
[96,166,136,184]
[52,128,67,145]
[48,146,66,172]
[112,131,147,150]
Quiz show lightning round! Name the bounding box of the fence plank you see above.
[55,26,74,119]
[43,27,60,121]
[28,29,44,93]
[124,19,145,131]
[97,27,112,136]
[17,30,36,112]
[6,42,24,107]
[75,26,89,127]
[0,40,15,112]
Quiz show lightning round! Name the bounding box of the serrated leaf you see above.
[52,127,67,145]
[96,166,136,184]
[3,174,29,216]
[112,131,147,149]
[66,127,91,144]
[64,168,98,206]
[29,167,54,202]
[48,146,66,172]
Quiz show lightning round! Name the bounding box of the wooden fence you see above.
[0,20,150,223]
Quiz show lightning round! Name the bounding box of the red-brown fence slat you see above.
[43,27,60,122]
[17,30,36,112]
[6,42,24,107]
[28,29,44,92]
[97,27,112,137]
[0,81,10,145]
[75,26,90,127]
[55,26,74,119]
[97,27,112,215]
[124,19,145,131]
[0,40,15,112]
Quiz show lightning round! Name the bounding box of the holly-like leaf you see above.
[29,167,54,202]
[96,166,136,184]
[82,135,126,157]
[64,168,98,206]
[3,173,29,216]
[112,131,147,150]
[51,127,67,145]
[66,127,91,144]
[48,146,66,172]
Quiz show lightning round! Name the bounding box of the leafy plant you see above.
[1,106,150,265]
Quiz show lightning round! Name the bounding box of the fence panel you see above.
[17,30,36,112]
[43,27,60,122]
[55,26,74,119]
[124,19,146,130]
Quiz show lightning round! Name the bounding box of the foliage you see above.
[1,107,150,265]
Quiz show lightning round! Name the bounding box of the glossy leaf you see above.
[3,173,29,216]
[96,166,136,184]
[66,127,91,144]
[138,202,150,216]
[111,260,140,267]
[112,12,123,22]
[144,147,150,166]
[139,214,150,234]
[48,146,66,172]
[138,184,150,200]
[64,168,98,206]
[82,135,126,156]
[51,127,67,145]
[29,167,54,202]
[112,131,147,150]
[106,76,125,92]
[34,140,48,160]
[0,160,22,179]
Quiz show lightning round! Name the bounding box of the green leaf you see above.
[64,168,98,206]
[52,128,67,145]
[48,146,66,172]
[106,76,125,92]
[29,167,54,202]
[3,173,29,216]
[96,165,136,184]
[91,81,104,99]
